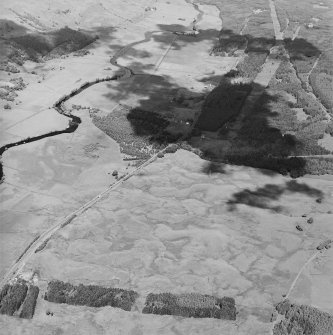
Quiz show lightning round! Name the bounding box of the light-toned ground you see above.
[0,0,235,285]
[69,1,238,124]
[318,133,333,152]
[0,0,153,30]
[0,110,129,280]
[0,0,332,333]
[0,0,154,144]
[2,149,332,334]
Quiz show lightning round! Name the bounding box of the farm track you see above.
[0,150,163,288]
[268,0,283,40]
[0,1,204,288]
[266,1,333,332]
[269,249,324,334]
[228,52,281,138]
[222,0,283,137]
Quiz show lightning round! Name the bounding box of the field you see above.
[1,149,330,334]
[185,0,333,177]
[0,0,332,333]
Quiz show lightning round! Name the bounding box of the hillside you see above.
[0,0,332,334]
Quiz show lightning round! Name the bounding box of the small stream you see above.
[0,1,204,181]
[0,68,126,181]
[0,114,81,181]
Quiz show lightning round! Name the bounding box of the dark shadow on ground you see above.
[89,25,323,177]
[201,162,227,174]
[227,180,324,211]
[0,20,109,64]
[0,21,118,182]
[0,20,28,38]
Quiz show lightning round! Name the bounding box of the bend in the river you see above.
[0,2,204,182]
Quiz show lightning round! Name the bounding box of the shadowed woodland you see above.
[1,18,332,179]
[90,22,332,177]
[0,4,332,330]
[0,19,105,64]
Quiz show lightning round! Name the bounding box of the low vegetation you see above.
[274,299,333,335]
[142,293,236,320]
[45,280,138,311]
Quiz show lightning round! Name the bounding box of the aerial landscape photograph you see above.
[0,0,332,334]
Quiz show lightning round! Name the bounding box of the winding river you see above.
[0,2,203,181]
[0,46,140,181]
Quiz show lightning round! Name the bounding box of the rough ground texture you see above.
[0,0,332,334]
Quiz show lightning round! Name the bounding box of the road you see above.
[269,249,322,334]
[0,149,166,288]
[268,0,284,40]
[285,250,321,300]
[0,0,205,289]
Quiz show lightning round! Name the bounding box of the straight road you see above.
[0,149,164,288]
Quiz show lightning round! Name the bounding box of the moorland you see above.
[0,0,332,334]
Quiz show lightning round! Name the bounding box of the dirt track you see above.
[0,0,204,289]
[0,148,163,288]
